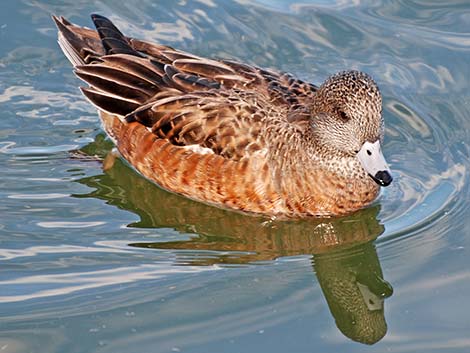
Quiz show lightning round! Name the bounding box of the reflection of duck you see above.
[314,242,393,345]
[55,14,392,217]
[75,135,393,345]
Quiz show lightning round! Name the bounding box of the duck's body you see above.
[53,14,392,217]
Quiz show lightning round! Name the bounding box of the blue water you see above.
[1,1,470,352]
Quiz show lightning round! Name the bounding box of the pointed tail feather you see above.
[54,15,169,117]
[53,16,84,66]
[90,14,143,57]
[53,15,106,66]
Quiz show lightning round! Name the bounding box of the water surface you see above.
[1,0,470,352]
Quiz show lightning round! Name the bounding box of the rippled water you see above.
[1,0,470,352]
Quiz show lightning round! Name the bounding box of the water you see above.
[1,0,469,352]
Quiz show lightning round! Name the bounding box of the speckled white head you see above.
[311,70,393,186]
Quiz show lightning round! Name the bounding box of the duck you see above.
[53,14,392,218]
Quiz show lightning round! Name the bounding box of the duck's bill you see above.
[357,140,393,187]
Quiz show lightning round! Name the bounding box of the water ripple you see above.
[0,244,132,261]
[7,193,69,200]
[36,221,106,228]
[0,264,215,303]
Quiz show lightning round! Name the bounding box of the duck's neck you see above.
[274,134,380,216]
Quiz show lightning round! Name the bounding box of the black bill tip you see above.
[371,170,393,187]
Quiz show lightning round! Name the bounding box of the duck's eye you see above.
[338,110,349,121]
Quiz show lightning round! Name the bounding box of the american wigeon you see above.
[53,14,392,218]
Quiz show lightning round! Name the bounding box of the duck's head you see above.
[311,70,393,187]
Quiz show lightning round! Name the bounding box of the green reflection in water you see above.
[314,242,393,345]
[74,134,393,345]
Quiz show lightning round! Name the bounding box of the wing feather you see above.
[54,15,313,160]
[123,90,276,160]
